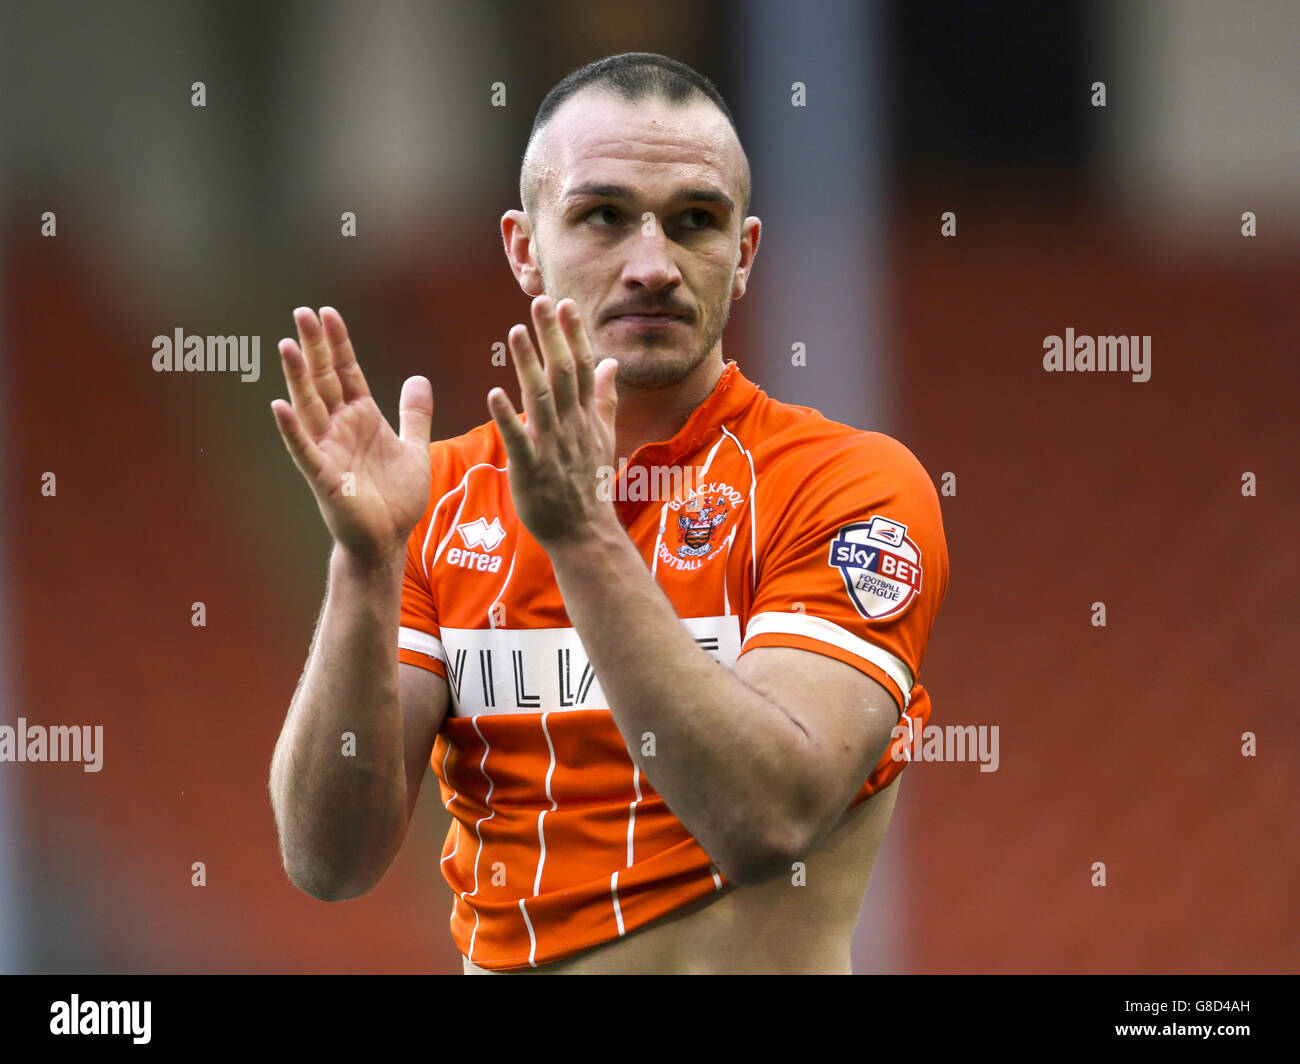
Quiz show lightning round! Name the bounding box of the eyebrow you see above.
[565,182,735,214]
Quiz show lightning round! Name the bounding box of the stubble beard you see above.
[606,291,732,392]
[534,253,733,393]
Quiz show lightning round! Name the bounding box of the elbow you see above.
[278,824,402,900]
[282,851,379,903]
[715,817,812,888]
[287,870,343,903]
[282,854,339,901]
[270,785,392,903]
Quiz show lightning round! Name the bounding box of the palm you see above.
[272,307,433,564]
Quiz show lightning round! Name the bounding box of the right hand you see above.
[271,306,433,567]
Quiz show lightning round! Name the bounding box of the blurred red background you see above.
[3,0,1296,973]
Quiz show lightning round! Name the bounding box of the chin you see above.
[611,348,702,391]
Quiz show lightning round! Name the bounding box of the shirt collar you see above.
[626,360,760,468]
[612,361,760,526]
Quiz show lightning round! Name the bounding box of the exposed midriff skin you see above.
[463,777,900,974]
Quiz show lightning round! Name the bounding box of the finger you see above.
[487,387,535,467]
[508,323,556,434]
[532,295,577,413]
[294,307,345,414]
[593,358,619,426]
[558,299,595,405]
[278,337,332,437]
[398,375,433,448]
[319,306,371,404]
[271,398,325,481]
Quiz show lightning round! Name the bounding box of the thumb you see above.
[594,358,619,423]
[398,375,433,447]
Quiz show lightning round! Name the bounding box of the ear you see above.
[502,210,545,296]
[730,216,761,299]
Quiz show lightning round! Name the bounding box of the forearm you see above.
[270,546,408,900]
[548,520,815,879]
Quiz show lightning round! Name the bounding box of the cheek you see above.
[542,251,596,293]
[693,244,738,280]
[700,261,738,301]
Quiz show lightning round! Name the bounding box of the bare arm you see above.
[269,551,449,900]
[547,526,898,886]
[266,306,445,901]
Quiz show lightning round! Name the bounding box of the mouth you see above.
[608,313,686,329]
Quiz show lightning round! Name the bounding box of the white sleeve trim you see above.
[398,625,446,663]
[742,611,914,709]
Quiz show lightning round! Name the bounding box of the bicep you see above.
[734,646,899,846]
[399,662,450,822]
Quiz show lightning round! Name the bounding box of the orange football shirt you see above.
[397,360,948,970]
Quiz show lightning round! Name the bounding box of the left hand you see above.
[488,295,621,549]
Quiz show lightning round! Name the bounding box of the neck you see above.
[613,348,725,461]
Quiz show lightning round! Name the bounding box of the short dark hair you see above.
[520,52,749,215]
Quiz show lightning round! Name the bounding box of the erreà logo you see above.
[828,516,922,621]
[456,517,505,551]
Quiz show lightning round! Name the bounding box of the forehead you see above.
[538,91,744,204]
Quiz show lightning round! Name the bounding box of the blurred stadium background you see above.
[1,0,1296,973]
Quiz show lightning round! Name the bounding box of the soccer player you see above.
[269,53,948,974]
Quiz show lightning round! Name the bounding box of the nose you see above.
[620,219,682,292]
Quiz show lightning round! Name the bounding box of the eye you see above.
[586,206,622,226]
[678,209,714,230]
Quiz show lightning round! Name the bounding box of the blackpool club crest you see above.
[828,515,922,620]
[674,492,731,558]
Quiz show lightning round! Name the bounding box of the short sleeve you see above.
[397,505,448,679]
[740,433,948,717]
